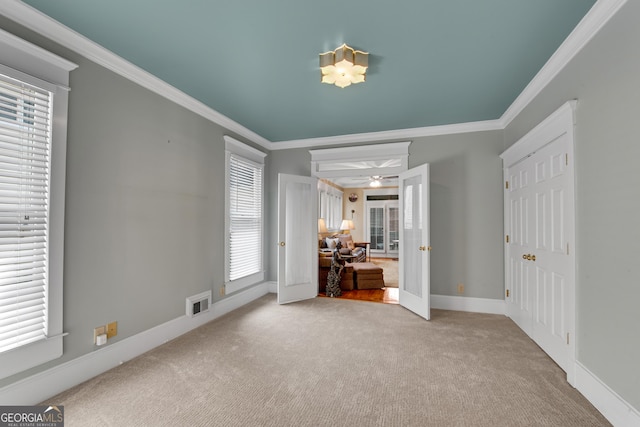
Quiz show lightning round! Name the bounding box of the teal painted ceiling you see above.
[22,0,596,143]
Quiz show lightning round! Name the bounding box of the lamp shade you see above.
[318,218,328,233]
[340,219,355,231]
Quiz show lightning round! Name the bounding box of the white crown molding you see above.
[273,0,628,149]
[270,120,502,150]
[0,0,272,150]
[0,0,627,151]
[499,0,628,128]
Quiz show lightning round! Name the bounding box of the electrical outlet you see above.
[107,321,118,338]
[94,325,106,344]
[457,283,464,294]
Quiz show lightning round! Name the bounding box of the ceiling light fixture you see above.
[319,44,368,88]
[369,176,382,188]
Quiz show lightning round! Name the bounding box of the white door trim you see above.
[501,100,577,385]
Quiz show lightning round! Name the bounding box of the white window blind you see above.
[0,73,51,354]
[227,153,263,283]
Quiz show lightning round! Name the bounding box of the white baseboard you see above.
[267,280,277,293]
[0,282,270,405]
[267,285,507,316]
[575,362,640,427]
[431,294,506,315]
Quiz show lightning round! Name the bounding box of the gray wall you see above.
[3,0,638,412]
[0,18,262,387]
[267,131,505,299]
[503,1,640,410]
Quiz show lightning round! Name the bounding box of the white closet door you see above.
[529,139,573,373]
[506,158,534,336]
[502,101,576,385]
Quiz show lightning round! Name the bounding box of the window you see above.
[224,136,266,294]
[0,74,52,354]
[317,180,343,230]
[0,29,76,379]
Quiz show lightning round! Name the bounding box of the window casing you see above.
[224,136,266,294]
[0,29,76,379]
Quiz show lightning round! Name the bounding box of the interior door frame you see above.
[500,100,577,385]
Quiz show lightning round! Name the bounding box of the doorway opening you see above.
[308,141,430,319]
[317,178,400,304]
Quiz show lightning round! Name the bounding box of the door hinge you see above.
[566,333,570,345]
[506,289,510,298]
[505,235,510,243]
[505,180,509,190]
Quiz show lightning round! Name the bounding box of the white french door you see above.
[398,164,431,320]
[367,201,399,258]
[277,174,318,304]
[502,101,576,385]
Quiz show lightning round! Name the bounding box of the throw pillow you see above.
[325,237,340,249]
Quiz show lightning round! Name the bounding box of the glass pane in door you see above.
[285,181,311,286]
[388,206,399,253]
[369,207,384,250]
[403,176,422,297]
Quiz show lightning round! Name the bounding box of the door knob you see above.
[531,255,536,262]
[419,246,426,251]
[279,241,285,247]
[428,246,432,251]
[526,254,532,261]
[522,254,527,260]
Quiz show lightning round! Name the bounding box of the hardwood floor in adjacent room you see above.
[319,257,399,304]
[319,287,399,304]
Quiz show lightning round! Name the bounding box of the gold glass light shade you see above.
[320,44,368,88]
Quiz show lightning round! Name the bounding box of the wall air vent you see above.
[186,291,212,318]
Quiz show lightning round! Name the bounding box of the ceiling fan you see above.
[327,175,399,189]
[367,175,398,187]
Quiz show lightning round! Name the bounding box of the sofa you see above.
[318,234,366,292]
[320,234,366,262]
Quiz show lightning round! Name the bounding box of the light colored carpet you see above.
[42,295,609,426]
[371,257,398,288]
